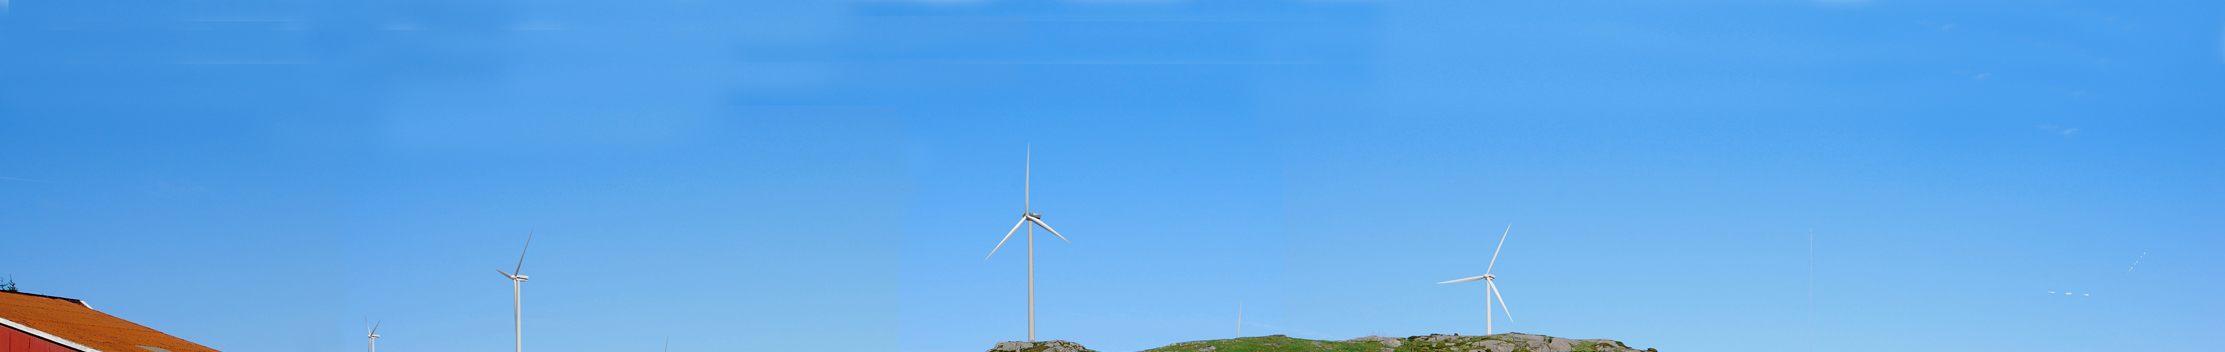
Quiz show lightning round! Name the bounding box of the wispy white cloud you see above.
[180,18,305,22]
[145,179,205,197]
[174,60,311,65]
[1066,0,1185,4]
[879,0,992,5]
[2037,125,2080,137]
[509,22,564,30]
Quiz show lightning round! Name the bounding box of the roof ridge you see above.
[0,291,89,308]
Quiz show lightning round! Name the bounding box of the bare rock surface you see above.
[1118,332,1654,352]
[988,340,1098,352]
[1343,336,1403,347]
[1400,333,1653,352]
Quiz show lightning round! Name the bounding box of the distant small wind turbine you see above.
[364,319,381,352]
[1236,300,1243,338]
[985,147,1073,342]
[1438,225,1515,335]
[495,231,534,352]
[2127,252,2144,273]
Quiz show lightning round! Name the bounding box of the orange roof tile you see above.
[0,292,220,352]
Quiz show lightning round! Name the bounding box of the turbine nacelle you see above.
[988,211,1070,260]
[365,318,383,352]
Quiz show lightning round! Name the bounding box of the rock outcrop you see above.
[1401,333,1652,352]
[1344,335,1404,347]
[1141,332,1652,352]
[987,340,1098,352]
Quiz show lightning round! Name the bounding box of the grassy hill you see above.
[990,333,1654,352]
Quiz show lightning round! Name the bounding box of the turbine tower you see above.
[364,319,381,352]
[986,147,1072,342]
[1438,225,1515,335]
[495,232,534,352]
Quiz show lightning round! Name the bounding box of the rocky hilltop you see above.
[988,340,1100,352]
[1381,333,1652,352]
[990,333,1653,352]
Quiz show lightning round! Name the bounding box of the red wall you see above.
[1,324,76,352]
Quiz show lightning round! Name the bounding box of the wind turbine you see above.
[364,319,381,352]
[985,148,1072,342]
[1438,225,1515,335]
[495,231,533,352]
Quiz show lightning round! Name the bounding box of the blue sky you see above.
[2,1,2221,352]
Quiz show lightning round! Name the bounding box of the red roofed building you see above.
[0,291,219,352]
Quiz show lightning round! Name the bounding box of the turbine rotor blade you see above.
[987,218,1027,260]
[515,230,534,275]
[1485,224,1510,274]
[1488,281,1513,322]
[497,269,514,279]
[1438,275,1488,284]
[371,320,381,335]
[1029,217,1070,243]
[1025,146,1031,213]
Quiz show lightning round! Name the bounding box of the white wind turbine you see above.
[364,319,381,352]
[985,148,1072,342]
[1438,225,1515,335]
[495,232,534,352]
